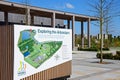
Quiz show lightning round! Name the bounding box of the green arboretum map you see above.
[17,29,62,68]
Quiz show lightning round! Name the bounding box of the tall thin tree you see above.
[88,0,117,63]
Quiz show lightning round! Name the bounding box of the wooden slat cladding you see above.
[0,25,71,80]
[0,25,14,80]
[21,61,71,80]
[0,25,1,80]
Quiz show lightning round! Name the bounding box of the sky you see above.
[9,0,120,36]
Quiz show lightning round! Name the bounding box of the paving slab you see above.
[70,65,110,79]
[81,70,120,80]
[69,51,120,80]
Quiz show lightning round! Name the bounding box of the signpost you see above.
[0,25,72,80]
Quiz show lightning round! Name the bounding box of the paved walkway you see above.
[68,51,120,80]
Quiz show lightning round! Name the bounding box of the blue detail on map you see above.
[24,51,30,57]
[22,31,30,40]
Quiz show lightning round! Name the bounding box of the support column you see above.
[31,15,34,25]
[51,12,55,28]
[26,8,31,25]
[87,18,91,48]
[4,11,8,25]
[72,16,75,50]
[67,20,70,29]
[81,21,84,48]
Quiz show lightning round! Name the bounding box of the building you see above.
[0,1,98,80]
[0,1,98,50]
[0,11,64,27]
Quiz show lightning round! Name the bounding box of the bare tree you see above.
[24,0,30,25]
[88,0,118,63]
[20,0,30,25]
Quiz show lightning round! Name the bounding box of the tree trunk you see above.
[100,18,103,63]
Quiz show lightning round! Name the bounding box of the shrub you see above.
[96,53,100,58]
[97,48,110,51]
[96,53,113,59]
[113,55,120,60]
[112,51,120,60]
[96,51,120,60]
[102,47,110,51]
[78,47,109,51]
[116,51,120,56]
[78,47,98,51]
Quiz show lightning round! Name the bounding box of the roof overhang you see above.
[0,1,98,21]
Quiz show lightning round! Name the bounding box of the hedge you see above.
[102,47,110,51]
[78,47,98,51]
[116,51,120,56]
[96,53,113,59]
[113,55,120,60]
[97,52,120,60]
[78,47,109,51]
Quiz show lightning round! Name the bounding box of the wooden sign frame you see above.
[0,25,71,80]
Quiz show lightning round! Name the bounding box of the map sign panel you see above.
[14,25,72,80]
